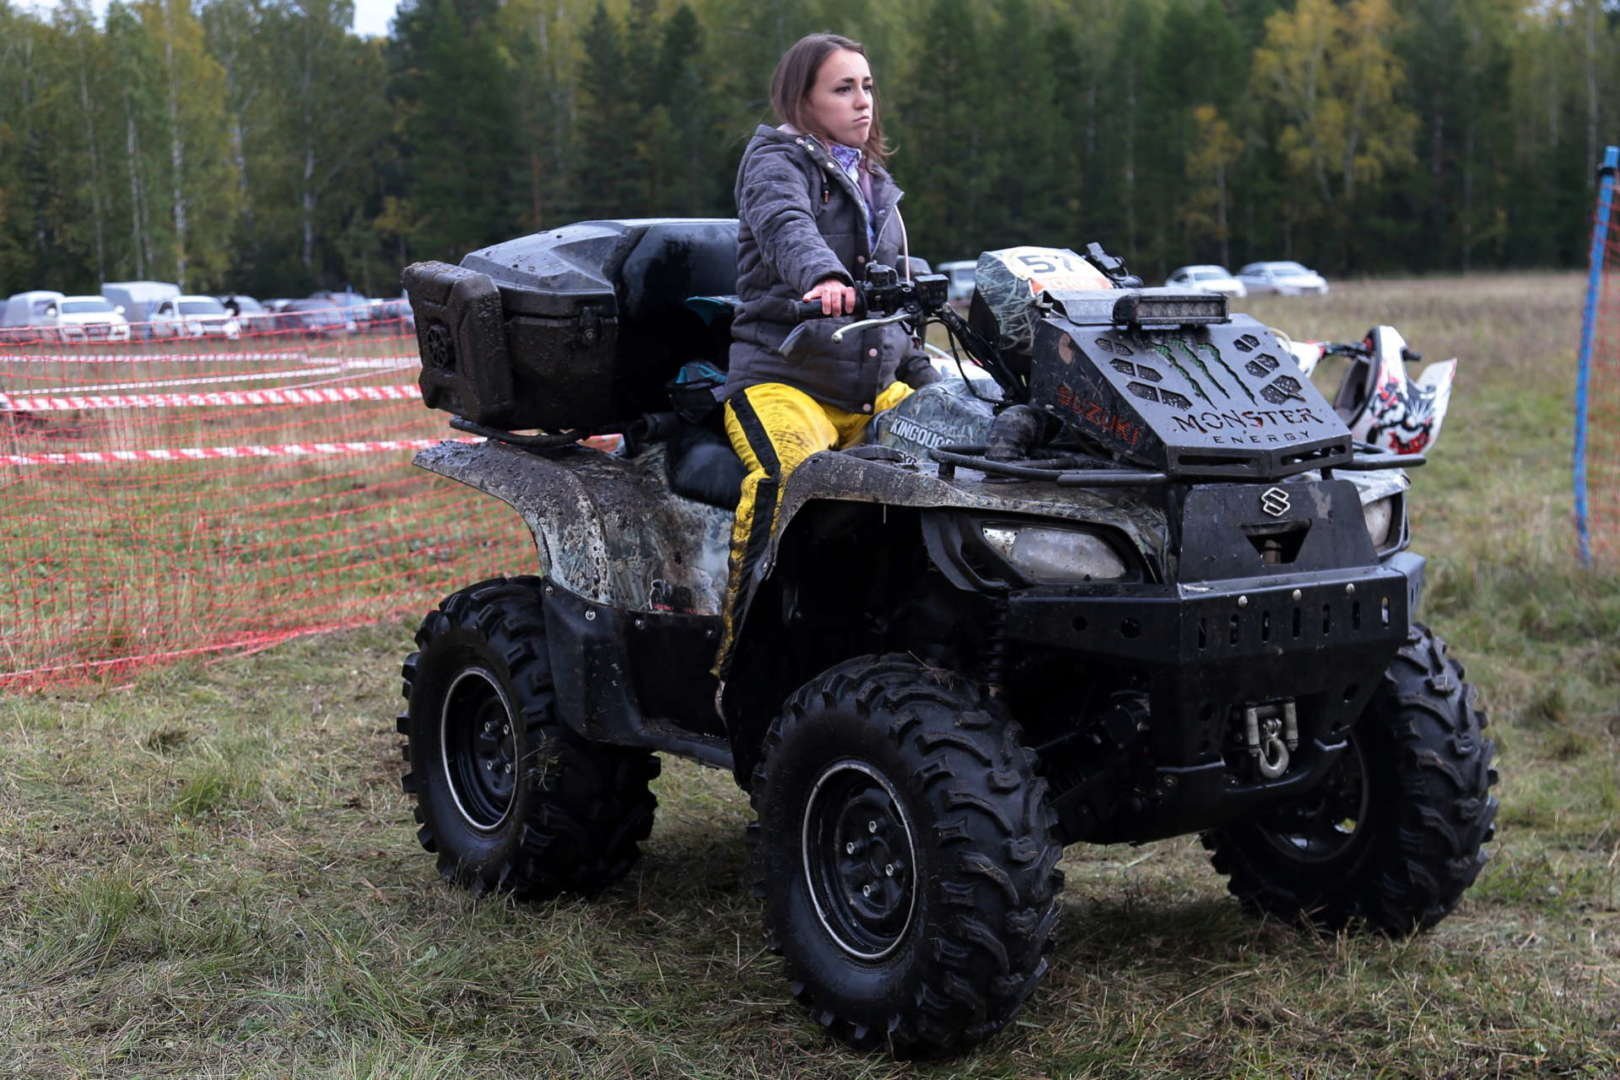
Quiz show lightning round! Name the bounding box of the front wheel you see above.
[1203,623,1498,934]
[398,577,658,899]
[751,655,1063,1056]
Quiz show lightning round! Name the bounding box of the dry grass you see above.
[2,274,1618,1076]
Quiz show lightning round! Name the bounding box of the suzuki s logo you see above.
[1260,487,1291,518]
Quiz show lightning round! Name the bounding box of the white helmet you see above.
[1334,326,1456,455]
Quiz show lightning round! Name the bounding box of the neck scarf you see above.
[827,143,876,248]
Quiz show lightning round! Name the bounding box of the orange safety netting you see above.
[1584,210,1620,567]
[0,314,534,688]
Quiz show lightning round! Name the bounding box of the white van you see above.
[1,290,67,341]
[101,280,181,338]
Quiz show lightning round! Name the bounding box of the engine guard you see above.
[1006,552,1423,843]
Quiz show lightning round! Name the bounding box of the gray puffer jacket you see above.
[725,124,920,415]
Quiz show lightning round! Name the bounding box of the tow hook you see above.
[1244,701,1299,779]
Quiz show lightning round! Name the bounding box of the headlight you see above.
[981,525,1129,583]
[1362,496,1396,549]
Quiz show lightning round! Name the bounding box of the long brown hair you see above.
[769,32,890,167]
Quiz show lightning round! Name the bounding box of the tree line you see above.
[1,0,1616,300]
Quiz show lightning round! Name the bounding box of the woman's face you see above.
[804,48,873,148]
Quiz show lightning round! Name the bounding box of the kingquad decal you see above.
[885,414,948,450]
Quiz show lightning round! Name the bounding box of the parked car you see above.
[1,290,67,342]
[102,280,181,338]
[147,295,243,340]
[364,296,415,333]
[1164,264,1246,298]
[1237,261,1330,296]
[55,295,132,343]
[274,299,358,337]
[312,290,371,317]
[935,260,977,304]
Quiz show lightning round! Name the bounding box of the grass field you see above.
[0,332,533,683]
[3,273,1617,1077]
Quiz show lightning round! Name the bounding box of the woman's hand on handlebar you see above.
[803,277,858,317]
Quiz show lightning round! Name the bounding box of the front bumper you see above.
[59,323,130,343]
[1008,552,1422,841]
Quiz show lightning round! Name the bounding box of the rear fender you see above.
[414,439,732,614]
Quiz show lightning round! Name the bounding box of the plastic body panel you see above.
[404,219,738,431]
[1029,313,1353,479]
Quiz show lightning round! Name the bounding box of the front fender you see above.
[763,451,1170,580]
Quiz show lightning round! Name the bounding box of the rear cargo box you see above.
[404,218,738,431]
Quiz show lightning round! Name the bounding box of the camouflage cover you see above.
[871,377,1000,458]
[967,247,1113,361]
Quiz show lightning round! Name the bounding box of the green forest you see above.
[1,0,1617,298]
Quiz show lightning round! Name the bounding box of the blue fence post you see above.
[1575,145,1619,567]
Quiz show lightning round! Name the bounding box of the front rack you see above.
[930,441,1420,486]
[930,444,1171,487]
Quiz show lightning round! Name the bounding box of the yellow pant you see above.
[714,380,914,678]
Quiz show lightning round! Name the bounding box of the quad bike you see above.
[394,220,1496,1057]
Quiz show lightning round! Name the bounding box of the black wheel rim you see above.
[801,760,918,961]
[1257,733,1370,863]
[440,667,518,831]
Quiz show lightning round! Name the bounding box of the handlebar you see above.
[791,267,952,324]
[1323,340,1423,364]
[792,298,861,322]
[782,265,1024,402]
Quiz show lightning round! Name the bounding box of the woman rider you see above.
[716,32,932,679]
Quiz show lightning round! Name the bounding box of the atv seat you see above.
[666,420,745,510]
[660,293,744,510]
[618,222,739,373]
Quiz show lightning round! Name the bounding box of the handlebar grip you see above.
[792,300,830,322]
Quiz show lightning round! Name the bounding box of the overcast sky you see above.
[31,0,402,38]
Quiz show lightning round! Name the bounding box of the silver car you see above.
[935,260,977,304]
[56,296,132,343]
[1237,261,1330,296]
[1164,264,1247,298]
[147,295,243,340]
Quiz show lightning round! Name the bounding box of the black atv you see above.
[394,220,1497,1057]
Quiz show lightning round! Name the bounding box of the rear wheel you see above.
[751,655,1063,1056]
[1204,624,1497,934]
[399,577,658,899]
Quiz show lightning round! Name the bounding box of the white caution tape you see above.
[0,384,422,412]
[0,350,314,363]
[16,358,416,397]
[0,436,479,467]
[0,350,417,365]
[310,355,418,369]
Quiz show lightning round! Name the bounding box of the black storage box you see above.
[404,218,739,431]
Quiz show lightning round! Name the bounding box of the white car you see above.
[55,295,132,343]
[147,295,242,340]
[1164,264,1246,298]
[1237,261,1330,296]
[935,260,977,304]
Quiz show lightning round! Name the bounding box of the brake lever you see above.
[831,308,912,343]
